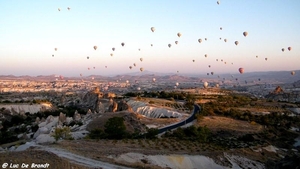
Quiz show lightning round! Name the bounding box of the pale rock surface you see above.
[35,134,55,144]
[0,103,52,114]
[127,100,182,118]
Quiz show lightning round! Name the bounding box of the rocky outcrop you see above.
[127,100,182,118]
[0,103,52,115]
[82,87,104,113]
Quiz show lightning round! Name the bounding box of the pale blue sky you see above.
[0,0,299,77]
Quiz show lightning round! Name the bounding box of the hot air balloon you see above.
[243,31,248,37]
[152,78,156,82]
[281,48,285,52]
[211,72,214,75]
[198,39,202,43]
[224,39,227,42]
[205,54,207,58]
[110,53,113,56]
[217,1,220,5]
[58,8,61,11]
[126,80,129,84]
[140,58,143,62]
[208,65,211,68]
[88,67,90,70]
[129,66,132,69]
[215,84,219,88]
[93,67,95,69]
[93,46,97,50]
[105,66,107,68]
[176,82,179,86]
[121,42,125,47]
[133,63,136,67]
[265,58,268,61]
[168,44,172,48]
[54,48,57,51]
[137,87,141,91]
[238,68,244,74]
[151,27,155,32]
[175,41,178,45]
[203,82,208,88]
[216,59,218,61]
[87,56,89,59]
[112,47,115,51]
[52,54,54,57]
[67,7,71,10]
[177,33,182,37]
[207,73,209,75]
[151,44,153,47]
[256,55,258,58]
[235,41,239,45]
[288,47,292,51]
[291,71,295,75]
[192,59,195,62]
[140,67,144,72]
[220,27,222,30]
[224,62,227,64]
[205,38,207,41]
[219,37,222,40]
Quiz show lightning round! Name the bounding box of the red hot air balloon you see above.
[238,68,244,74]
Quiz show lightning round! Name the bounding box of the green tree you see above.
[104,117,127,139]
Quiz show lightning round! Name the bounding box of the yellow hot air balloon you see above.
[291,71,295,75]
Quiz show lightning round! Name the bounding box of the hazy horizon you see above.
[1,1,299,77]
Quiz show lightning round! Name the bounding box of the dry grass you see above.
[196,116,263,135]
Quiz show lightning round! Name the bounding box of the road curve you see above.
[158,104,201,134]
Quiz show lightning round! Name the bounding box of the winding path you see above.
[158,104,201,134]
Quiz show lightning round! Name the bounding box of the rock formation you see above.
[81,87,104,113]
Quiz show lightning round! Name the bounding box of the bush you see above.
[52,127,73,141]
[104,117,127,139]
[89,129,106,139]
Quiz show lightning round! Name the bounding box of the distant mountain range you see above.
[0,70,299,84]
